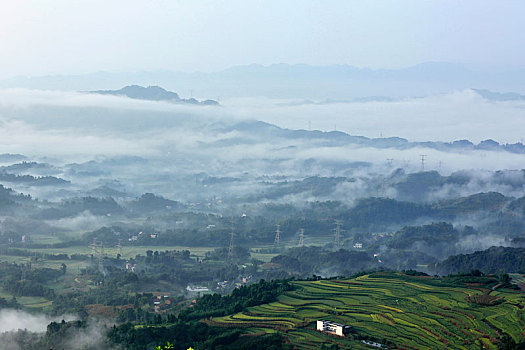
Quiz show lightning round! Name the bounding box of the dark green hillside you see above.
[508,196,525,214]
[271,247,377,275]
[435,246,525,275]
[387,222,458,249]
[34,196,123,219]
[394,171,444,201]
[127,193,184,213]
[338,197,434,230]
[437,192,507,214]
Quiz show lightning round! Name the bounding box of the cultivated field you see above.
[209,272,525,349]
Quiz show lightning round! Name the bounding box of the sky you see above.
[1,0,525,79]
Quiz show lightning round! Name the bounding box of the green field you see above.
[24,245,216,259]
[209,272,525,349]
[0,287,52,310]
[6,243,278,266]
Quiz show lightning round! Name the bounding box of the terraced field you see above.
[209,272,525,349]
[511,273,525,291]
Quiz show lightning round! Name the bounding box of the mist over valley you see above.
[2,1,525,348]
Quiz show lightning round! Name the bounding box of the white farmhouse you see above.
[316,320,352,337]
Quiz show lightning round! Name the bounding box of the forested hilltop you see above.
[435,246,525,275]
[91,85,219,105]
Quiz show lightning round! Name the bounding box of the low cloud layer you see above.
[0,311,110,350]
[0,309,74,333]
[45,210,112,232]
[0,88,524,178]
[228,90,525,144]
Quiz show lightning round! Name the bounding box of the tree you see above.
[154,342,175,350]
[499,273,510,284]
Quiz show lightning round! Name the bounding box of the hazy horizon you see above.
[1,1,525,79]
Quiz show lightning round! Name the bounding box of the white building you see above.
[186,285,210,292]
[316,320,352,337]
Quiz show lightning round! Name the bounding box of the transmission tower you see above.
[18,262,30,296]
[89,238,105,272]
[228,221,234,259]
[419,154,427,171]
[386,158,394,167]
[298,228,305,247]
[99,243,105,272]
[115,239,122,256]
[274,224,281,246]
[90,238,98,256]
[21,264,26,282]
[333,220,344,249]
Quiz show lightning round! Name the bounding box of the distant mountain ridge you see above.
[3,62,525,99]
[224,120,525,155]
[471,88,525,101]
[90,85,219,105]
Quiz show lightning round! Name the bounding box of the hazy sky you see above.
[1,0,524,79]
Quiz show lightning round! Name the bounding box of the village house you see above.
[316,320,352,337]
